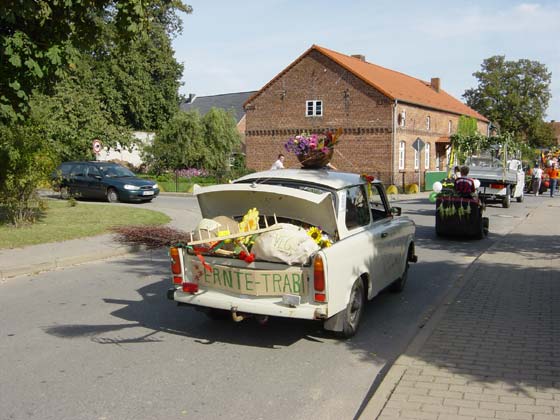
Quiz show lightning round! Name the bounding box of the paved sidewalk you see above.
[364,202,560,419]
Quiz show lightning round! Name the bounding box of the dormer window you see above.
[306,100,323,117]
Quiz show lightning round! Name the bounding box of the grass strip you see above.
[0,200,170,249]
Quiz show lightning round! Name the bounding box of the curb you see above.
[0,244,146,282]
[358,204,535,419]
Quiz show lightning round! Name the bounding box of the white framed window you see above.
[426,115,431,131]
[398,141,405,170]
[425,143,430,169]
[414,149,419,170]
[448,120,452,133]
[398,109,406,127]
[306,100,323,117]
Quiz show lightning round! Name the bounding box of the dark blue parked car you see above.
[52,161,159,203]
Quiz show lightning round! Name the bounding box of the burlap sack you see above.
[252,223,319,265]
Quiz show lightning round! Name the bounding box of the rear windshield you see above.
[235,179,332,195]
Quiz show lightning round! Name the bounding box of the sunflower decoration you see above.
[307,226,322,244]
[307,226,332,248]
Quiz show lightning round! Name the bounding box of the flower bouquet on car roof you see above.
[284,128,342,169]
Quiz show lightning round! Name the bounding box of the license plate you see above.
[189,261,305,296]
[142,190,154,196]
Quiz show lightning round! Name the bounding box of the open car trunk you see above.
[193,183,338,235]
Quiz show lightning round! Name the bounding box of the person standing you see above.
[545,163,559,197]
[532,164,543,196]
[270,154,285,170]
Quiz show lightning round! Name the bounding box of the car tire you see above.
[502,186,511,208]
[340,278,365,338]
[107,188,119,203]
[390,256,409,293]
[435,217,444,237]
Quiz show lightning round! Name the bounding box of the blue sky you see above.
[172,0,560,121]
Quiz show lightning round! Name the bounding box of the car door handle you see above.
[381,232,388,238]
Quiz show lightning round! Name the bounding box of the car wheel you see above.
[435,216,444,237]
[475,215,485,240]
[390,257,409,293]
[340,278,365,338]
[107,188,119,203]
[60,187,69,200]
[502,186,511,208]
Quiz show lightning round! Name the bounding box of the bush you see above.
[0,123,55,226]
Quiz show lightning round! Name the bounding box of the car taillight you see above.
[170,247,182,284]
[490,183,505,189]
[314,255,326,302]
[182,282,199,294]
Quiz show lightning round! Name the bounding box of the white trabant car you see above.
[167,169,417,337]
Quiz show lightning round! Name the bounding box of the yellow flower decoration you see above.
[307,226,322,244]
[238,208,260,245]
[238,208,259,232]
[320,239,332,248]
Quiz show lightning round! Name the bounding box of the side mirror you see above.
[390,207,402,216]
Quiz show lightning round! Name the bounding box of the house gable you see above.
[245,45,488,123]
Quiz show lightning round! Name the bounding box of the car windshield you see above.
[99,165,135,178]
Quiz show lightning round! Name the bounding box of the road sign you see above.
[92,139,102,154]
[412,137,425,152]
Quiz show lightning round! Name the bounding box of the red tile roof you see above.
[245,45,489,122]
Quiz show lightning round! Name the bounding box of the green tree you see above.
[30,74,133,162]
[463,56,553,146]
[83,11,185,130]
[0,0,192,122]
[143,108,242,175]
[201,108,242,174]
[0,0,191,225]
[143,111,205,173]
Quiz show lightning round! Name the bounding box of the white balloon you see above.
[473,179,481,189]
[432,181,443,193]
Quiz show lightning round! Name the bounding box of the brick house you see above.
[243,45,489,187]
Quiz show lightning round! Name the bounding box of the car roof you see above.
[235,169,381,190]
[59,161,120,166]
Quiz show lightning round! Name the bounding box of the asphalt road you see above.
[0,194,540,420]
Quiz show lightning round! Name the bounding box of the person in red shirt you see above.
[454,166,476,197]
[545,163,559,197]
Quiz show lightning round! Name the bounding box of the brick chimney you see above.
[430,78,440,92]
[351,54,366,62]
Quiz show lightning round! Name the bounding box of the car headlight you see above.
[152,183,159,189]
[123,184,138,190]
